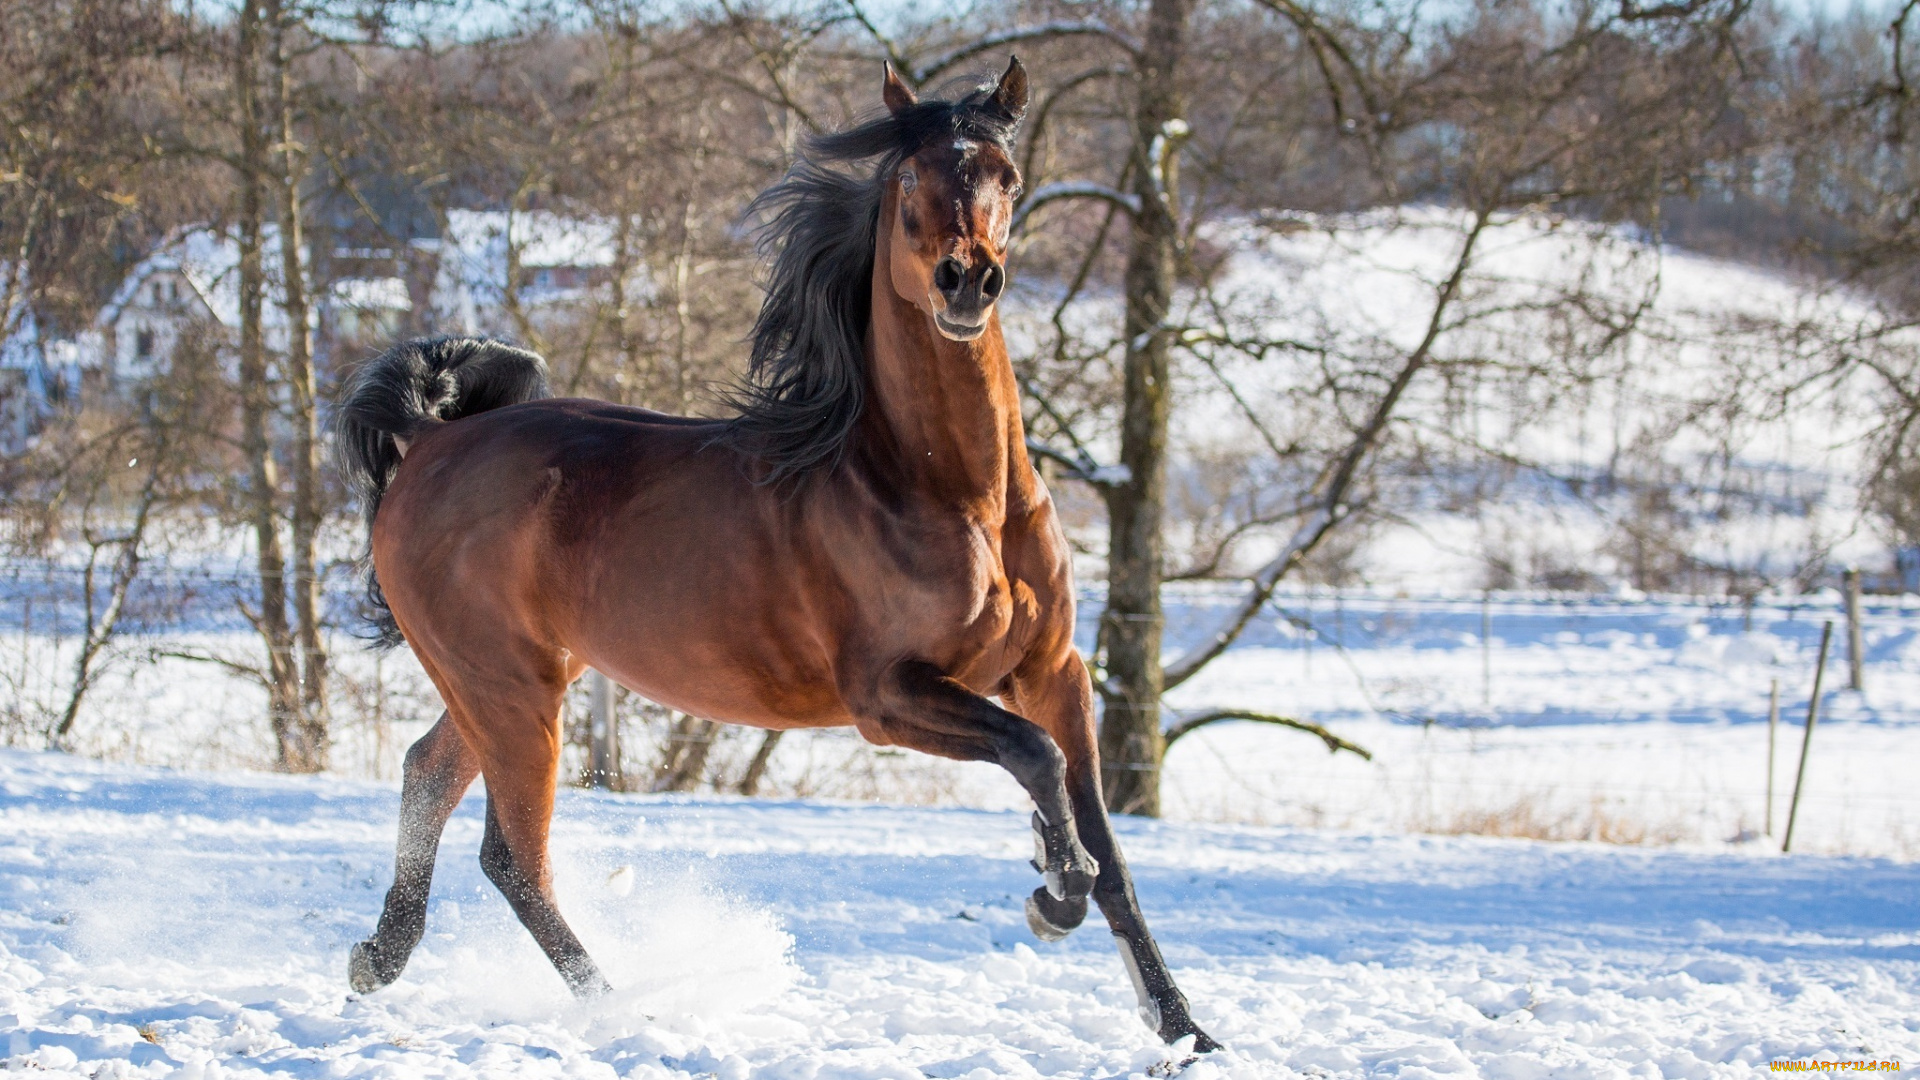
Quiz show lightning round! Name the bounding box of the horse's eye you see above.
[900,170,917,194]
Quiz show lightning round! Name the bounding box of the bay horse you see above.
[335,58,1217,1052]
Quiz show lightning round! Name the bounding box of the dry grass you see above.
[1414,794,1690,846]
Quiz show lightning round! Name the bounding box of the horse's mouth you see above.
[934,312,987,341]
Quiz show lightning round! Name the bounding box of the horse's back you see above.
[373,399,718,627]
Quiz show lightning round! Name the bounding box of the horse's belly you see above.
[607,661,851,731]
[574,598,851,730]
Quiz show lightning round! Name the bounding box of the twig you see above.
[148,648,271,689]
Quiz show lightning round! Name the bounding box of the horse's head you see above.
[881,59,1028,343]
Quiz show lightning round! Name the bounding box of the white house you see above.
[90,225,301,383]
[425,209,633,337]
[1,268,88,449]
[5,209,627,440]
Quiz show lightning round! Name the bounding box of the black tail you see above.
[334,337,551,648]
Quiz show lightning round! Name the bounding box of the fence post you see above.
[1844,569,1864,692]
[1764,677,1778,838]
[589,669,620,791]
[1481,591,1492,711]
[1782,621,1833,854]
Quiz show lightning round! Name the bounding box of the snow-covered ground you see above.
[1156,588,1920,859]
[3,749,1917,1079]
[5,587,1917,1073]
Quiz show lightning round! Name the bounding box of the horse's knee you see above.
[402,730,438,776]
[402,722,465,797]
[480,828,518,891]
[999,721,1067,793]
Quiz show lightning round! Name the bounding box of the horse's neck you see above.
[862,262,1028,514]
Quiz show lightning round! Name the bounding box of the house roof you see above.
[330,276,411,311]
[441,209,618,271]
[97,225,303,334]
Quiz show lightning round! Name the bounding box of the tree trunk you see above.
[737,730,783,796]
[234,0,305,771]
[270,0,329,770]
[652,713,719,793]
[1098,0,1193,818]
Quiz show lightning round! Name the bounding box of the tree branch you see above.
[911,23,1142,84]
[1163,708,1372,760]
[1162,209,1493,691]
[1026,437,1130,488]
[148,648,271,689]
[1011,181,1140,236]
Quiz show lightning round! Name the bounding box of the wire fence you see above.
[4,559,1915,855]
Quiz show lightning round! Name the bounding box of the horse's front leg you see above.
[865,661,1100,908]
[1009,650,1222,1053]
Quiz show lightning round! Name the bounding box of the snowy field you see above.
[5,572,1919,1076]
[3,749,1919,1079]
[1155,588,1920,859]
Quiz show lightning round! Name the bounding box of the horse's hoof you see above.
[348,939,397,994]
[1161,1019,1223,1055]
[1025,886,1087,942]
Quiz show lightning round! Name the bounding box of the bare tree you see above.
[1,325,228,746]
[1014,0,1753,813]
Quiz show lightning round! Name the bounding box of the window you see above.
[134,328,155,359]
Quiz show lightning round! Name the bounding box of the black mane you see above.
[721,79,1023,483]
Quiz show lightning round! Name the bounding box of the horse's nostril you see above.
[980,264,1005,300]
[933,257,964,295]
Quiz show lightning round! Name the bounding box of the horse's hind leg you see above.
[351,712,480,993]
[479,779,611,997]
[407,610,607,996]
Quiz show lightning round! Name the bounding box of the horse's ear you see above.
[989,56,1030,122]
[883,62,918,116]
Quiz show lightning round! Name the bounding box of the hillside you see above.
[1007,208,1916,593]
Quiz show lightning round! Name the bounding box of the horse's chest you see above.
[889,520,1021,655]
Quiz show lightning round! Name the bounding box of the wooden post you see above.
[1844,569,1864,692]
[589,669,620,791]
[1481,592,1492,711]
[1764,677,1778,838]
[1782,621,1833,854]
[1302,588,1313,679]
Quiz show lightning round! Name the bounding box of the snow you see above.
[429,210,636,337]
[3,749,1918,1078]
[1157,587,1920,857]
[441,210,619,273]
[330,277,413,312]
